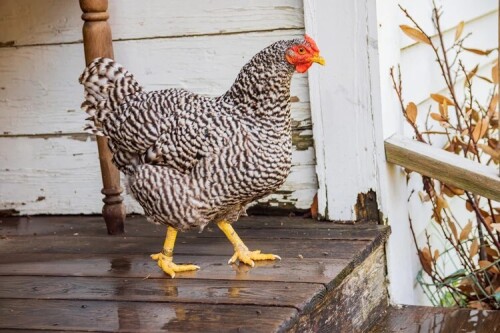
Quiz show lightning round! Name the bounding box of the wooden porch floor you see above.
[0,215,389,332]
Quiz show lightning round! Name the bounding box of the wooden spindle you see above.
[80,0,126,234]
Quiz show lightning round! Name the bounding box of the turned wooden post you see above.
[80,0,126,234]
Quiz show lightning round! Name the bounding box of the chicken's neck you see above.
[219,59,295,127]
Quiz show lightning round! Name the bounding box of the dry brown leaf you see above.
[448,219,458,242]
[462,47,495,56]
[400,25,431,45]
[488,94,498,117]
[454,21,465,41]
[465,200,474,212]
[488,138,499,148]
[406,102,418,124]
[433,249,440,261]
[469,238,479,259]
[419,247,433,275]
[430,113,445,122]
[442,186,455,197]
[439,99,449,119]
[477,75,493,83]
[478,260,493,270]
[447,184,464,196]
[485,246,499,258]
[459,221,472,241]
[436,195,449,214]
[430,93,455,106]
[493,60,498,84]
[479,144,499,161]
[468,301,491,310]
[491,223,500,232]
[465,64,479,83]
[472,118,489,142]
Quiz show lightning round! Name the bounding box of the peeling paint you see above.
[292,130,314,151]
[0,209,19,216]
[354,189,380,223]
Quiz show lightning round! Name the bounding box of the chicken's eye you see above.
[297,47,306,55]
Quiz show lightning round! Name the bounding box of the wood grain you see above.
[292,247,388,332]
[0,137,317,214]
[0,215,388,239]
[0,235,368,259]
[0,30,309,136]
[0,0,304,46]
[0,216,389,331]
[385,134,500,201]
[0,29,317,214]
[0,299,298,332]
[79,0,125,234]
[0,253,350,284]
[368,305,500,333]
[0,276,323,310]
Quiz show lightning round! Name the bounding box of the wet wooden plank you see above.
[0,215,387,239]
[0,276,323,311]
[0,253,349,284]
[369,305,500,333]
[0,235,368,259]
[0,299,297,333]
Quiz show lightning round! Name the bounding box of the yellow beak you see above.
[311,54,326,66]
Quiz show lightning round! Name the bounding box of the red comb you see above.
[304,34,319,52]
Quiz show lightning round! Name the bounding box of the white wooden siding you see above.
[0,0,317,214]
[377,0,498,305]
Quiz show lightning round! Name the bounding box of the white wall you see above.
[0,0,317,215]
[376,0,498,305]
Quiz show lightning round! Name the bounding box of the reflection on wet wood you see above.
[0,276,323,310]
[0,299,298,332]
[0,254,350,284]
[369,305,500,333]
[0,235,369,259]
[0,216,390,332]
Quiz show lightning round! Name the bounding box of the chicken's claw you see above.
[150,252,200,278]
[228,245,281,267]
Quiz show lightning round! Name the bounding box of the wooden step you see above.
[369,305,500,333]
[0,215,390,332]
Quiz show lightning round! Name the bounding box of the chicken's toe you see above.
[228,246,281,267]
[150,252,200,278]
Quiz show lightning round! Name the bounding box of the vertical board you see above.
[304,0,385,221]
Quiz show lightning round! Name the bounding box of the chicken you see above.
[79,35,325,277]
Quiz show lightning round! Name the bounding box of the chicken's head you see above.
[285,35,325,73]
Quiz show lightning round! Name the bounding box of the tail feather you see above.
[79,57,142,135]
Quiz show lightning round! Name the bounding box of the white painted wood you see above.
[375,0,498,306]
[401,11,498,105]
[398,0,497,49]
[304,0,384,221]
[0,136,317,215]
[0,2,317,214]
[386,135,500,201]
[375,0,419,306]
[0,30,310,136]
[0,0,304,46]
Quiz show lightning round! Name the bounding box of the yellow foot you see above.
[150,253,200,278]
[228,245,281,267]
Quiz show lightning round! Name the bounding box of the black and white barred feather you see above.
[79,38,305,231]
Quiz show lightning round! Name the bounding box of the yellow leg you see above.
[217,220,281,267]
[150,226,200,278]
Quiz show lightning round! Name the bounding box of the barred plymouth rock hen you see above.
[79,35,325,277]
